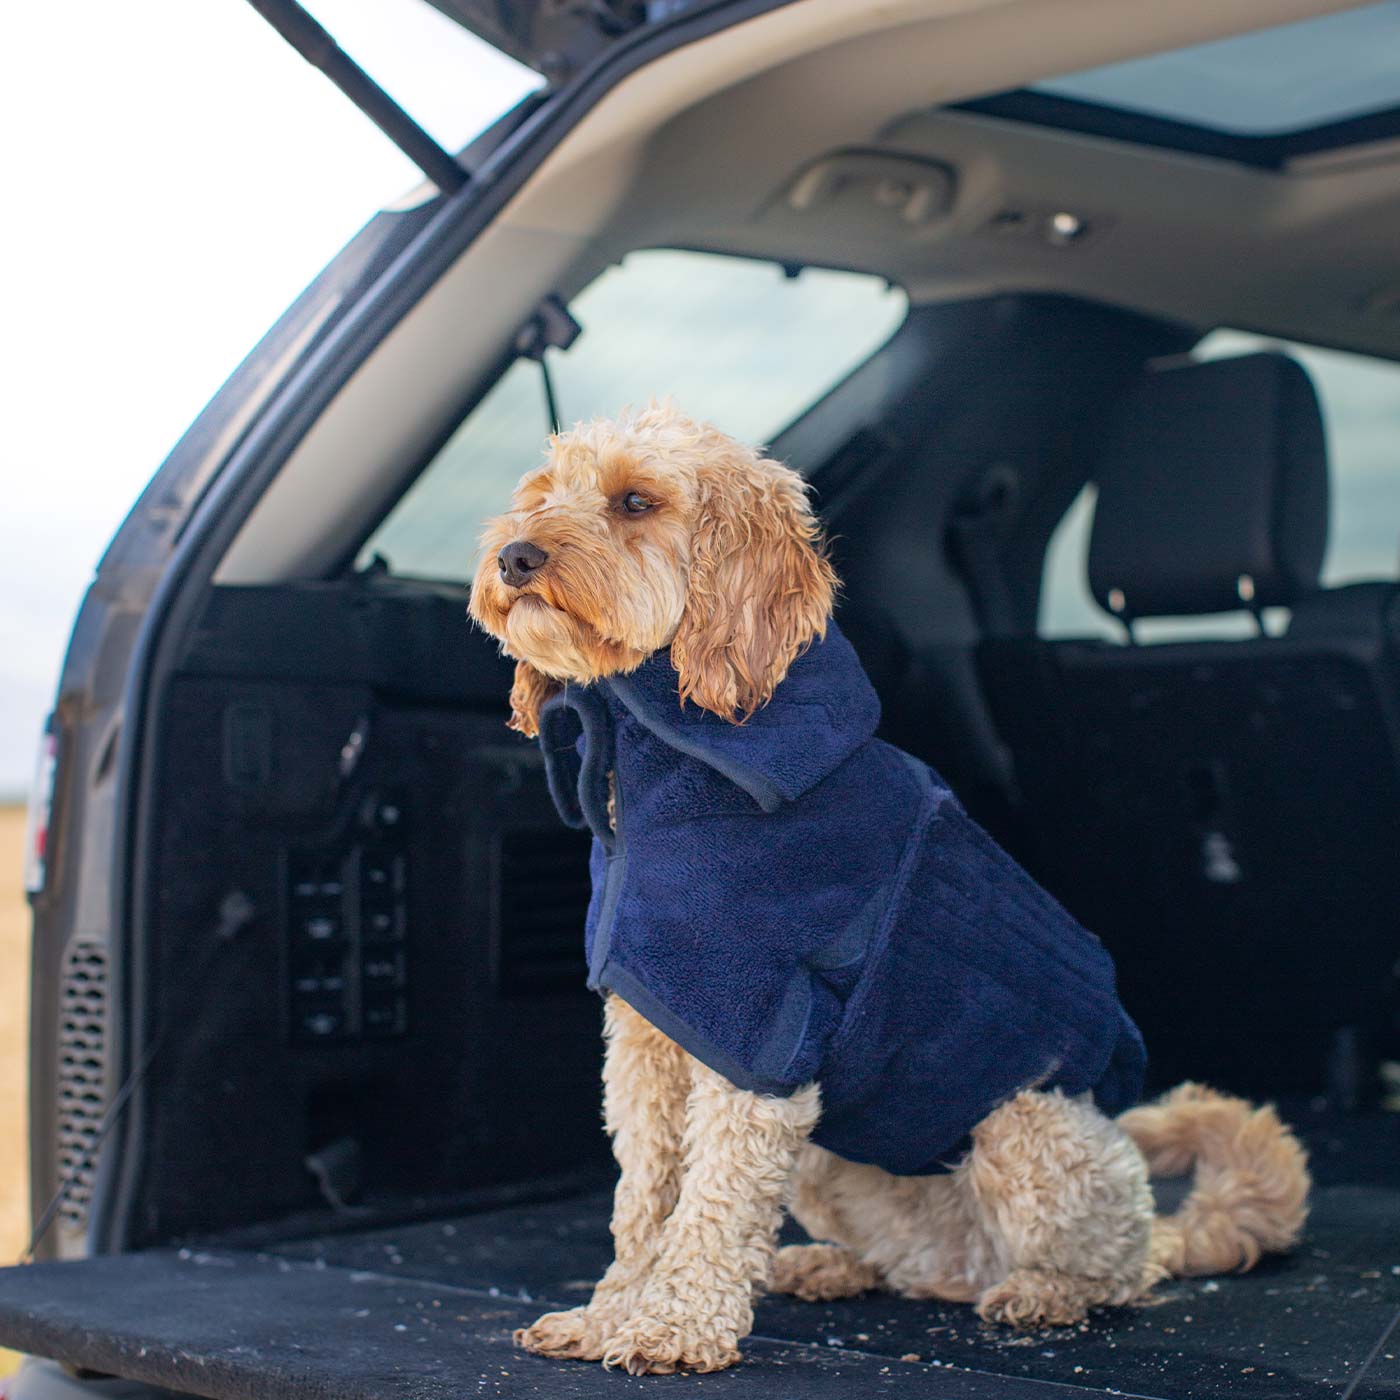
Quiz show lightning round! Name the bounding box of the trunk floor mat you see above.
[0,1109,1395,1399]
[0,1250,1129,1400]
[270,1181,1400,1400]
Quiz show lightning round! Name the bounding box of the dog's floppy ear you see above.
[671,446,837,722]
[507,660,560,738]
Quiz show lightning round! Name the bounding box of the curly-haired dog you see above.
[468,404,1310,1375]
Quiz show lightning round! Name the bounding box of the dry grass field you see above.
[0,805,30,1375]
[0,808,28,1251]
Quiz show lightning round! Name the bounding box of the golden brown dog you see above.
[468,403,1310,1376]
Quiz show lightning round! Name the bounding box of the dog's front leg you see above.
[515,996,690,1360]
[601,1064,820,1374]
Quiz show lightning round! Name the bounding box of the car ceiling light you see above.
[1046,210,1087,245]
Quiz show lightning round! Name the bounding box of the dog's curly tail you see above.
[1118,1082,1310,1281]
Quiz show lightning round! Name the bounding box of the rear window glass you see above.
[1040,331,1400,642]
[357,250,907,582]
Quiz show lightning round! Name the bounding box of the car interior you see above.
[9,2,1400,1398]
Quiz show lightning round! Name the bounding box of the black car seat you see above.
[979,353,1400,1094]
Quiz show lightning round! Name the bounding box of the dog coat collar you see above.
[539,624,880,834]
[535,622,1145,1175]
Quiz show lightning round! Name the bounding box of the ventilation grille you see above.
[55,937,109,1232]
[497,829,592,995]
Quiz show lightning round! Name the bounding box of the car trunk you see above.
[6,568,1400,1398]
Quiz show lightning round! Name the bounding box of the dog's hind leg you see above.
[515,997,690,1360]
[784,1142,994,1304]
[968,1090,1157,1328]
[600,1064,820,1374]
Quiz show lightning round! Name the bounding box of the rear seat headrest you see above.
[1087,352,1329,621]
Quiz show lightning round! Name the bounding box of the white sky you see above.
[0,0,538,797]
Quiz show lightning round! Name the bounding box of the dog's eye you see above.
[620,491,653,516]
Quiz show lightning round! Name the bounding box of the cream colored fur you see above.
[470,407,1312,1374]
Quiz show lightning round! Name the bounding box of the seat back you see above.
[980,354,1400,1093]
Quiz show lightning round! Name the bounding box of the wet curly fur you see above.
[468,404,1311,1374]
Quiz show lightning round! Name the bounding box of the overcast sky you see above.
[0,1,537,797]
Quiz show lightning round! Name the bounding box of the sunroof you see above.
[1033,3,1400,137]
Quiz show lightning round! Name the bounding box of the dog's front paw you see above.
[514,1306,608,1360]
[600,1320,742,1375]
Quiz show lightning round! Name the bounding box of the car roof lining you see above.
[217,0,1394,586]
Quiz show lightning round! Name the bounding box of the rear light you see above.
[24,721,57,896]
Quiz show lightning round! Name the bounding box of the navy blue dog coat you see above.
[536,622,1145,1175]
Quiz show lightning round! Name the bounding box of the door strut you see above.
[245,0,469,195]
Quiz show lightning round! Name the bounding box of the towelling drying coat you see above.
[537,623,1145,1175]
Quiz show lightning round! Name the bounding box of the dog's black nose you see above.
[498,539,549,588]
